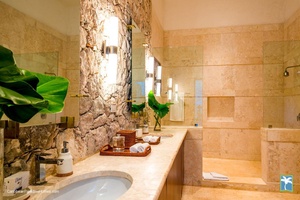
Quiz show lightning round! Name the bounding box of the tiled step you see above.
[202,157,268,191]
[201,176,268,192]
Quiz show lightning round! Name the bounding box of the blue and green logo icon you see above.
[280,175,293,192]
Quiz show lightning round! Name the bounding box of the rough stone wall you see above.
[76,0,151,160]
[4,125,59,183]
[3,0,151,184]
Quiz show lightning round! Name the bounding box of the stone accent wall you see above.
[2,0,151,186]
[76,0,151,161]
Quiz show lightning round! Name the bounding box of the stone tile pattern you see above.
[184,128,203,185]
[2,0,151,185]
[159,8,300,161]
[261,128,300,193]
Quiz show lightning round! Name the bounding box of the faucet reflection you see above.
[34,153,63,185]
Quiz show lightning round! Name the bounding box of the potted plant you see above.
[147,90,172,131]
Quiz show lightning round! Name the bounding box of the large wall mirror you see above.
[0,0,80,127]
[131,20,146,104]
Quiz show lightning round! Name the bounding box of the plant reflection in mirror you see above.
[132,102,146,127]
[0,45,69,123]
[147,90,173,131]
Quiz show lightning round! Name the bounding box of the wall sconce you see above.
[145,57,154,96]
[167,78,172,101]
[102,16,119,84]
[155,66,162,96]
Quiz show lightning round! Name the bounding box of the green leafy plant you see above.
[132,102,145,113]
[0,45,69,123]
[147,90,172,130]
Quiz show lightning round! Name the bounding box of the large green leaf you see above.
[147,90,173,119]
[0,45,15,68]
[22,70,69,113]
[132,102,145,113]
[0,45,69,123]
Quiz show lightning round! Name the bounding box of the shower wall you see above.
[283,10,300,128]
[162,24,284,160]
[263,40,300,128]
[263,8,300,129]
[158,7,300,161]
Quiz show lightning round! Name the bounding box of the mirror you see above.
[131,21,146,104]
[0,0,80,127]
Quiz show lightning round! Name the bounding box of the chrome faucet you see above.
[34,153,63,185]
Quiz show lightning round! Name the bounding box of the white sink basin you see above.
[44,176,132,200]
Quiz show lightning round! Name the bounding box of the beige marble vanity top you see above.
[28,126,188,200]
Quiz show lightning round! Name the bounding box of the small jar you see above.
[142,124,149,134]
[112,134,125,152]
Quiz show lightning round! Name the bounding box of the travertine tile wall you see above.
[260,8,300,193]
[261,128,300,193]
[132,32,146,104]
[283,9,300,129]
[162,24,284,161]
[262,7,300,129]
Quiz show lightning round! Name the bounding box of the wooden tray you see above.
[136,136,161,145]
[99,144,151,157]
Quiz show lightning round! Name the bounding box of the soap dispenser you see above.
[57,141,73,177]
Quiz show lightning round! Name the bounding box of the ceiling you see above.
[152,0,300,30]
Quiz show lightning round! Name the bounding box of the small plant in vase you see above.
[147,90,172,131]
[131,102,145,127]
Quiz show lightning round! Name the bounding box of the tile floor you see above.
[181,157,300,200]
[181,186,300,200]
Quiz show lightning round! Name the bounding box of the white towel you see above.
[143,136,159,143]
[202,172,229,181]
[129,143,150,153]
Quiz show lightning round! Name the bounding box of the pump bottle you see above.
[57,141,73,177]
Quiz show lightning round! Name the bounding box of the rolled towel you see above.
[150,136,159,143]
[137,143,150,152]
[143,136,152,143]
[143,136,159,143]
[129,143,149,153]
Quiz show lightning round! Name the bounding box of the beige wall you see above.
[0,1,80,126]
[158,8,300,161]
[160,23,286,160]
[283,9,300,128]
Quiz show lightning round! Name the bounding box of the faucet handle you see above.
[39,152,51,156]
[35,152,51,159]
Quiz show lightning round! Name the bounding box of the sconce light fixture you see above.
[103,16,119,84]
[155,65,162,96]
[145,57,154,97]
[167,78,172,101]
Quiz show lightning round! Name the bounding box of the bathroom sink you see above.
[44,176,132,200]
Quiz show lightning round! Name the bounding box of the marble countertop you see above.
[28,127,188,200]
